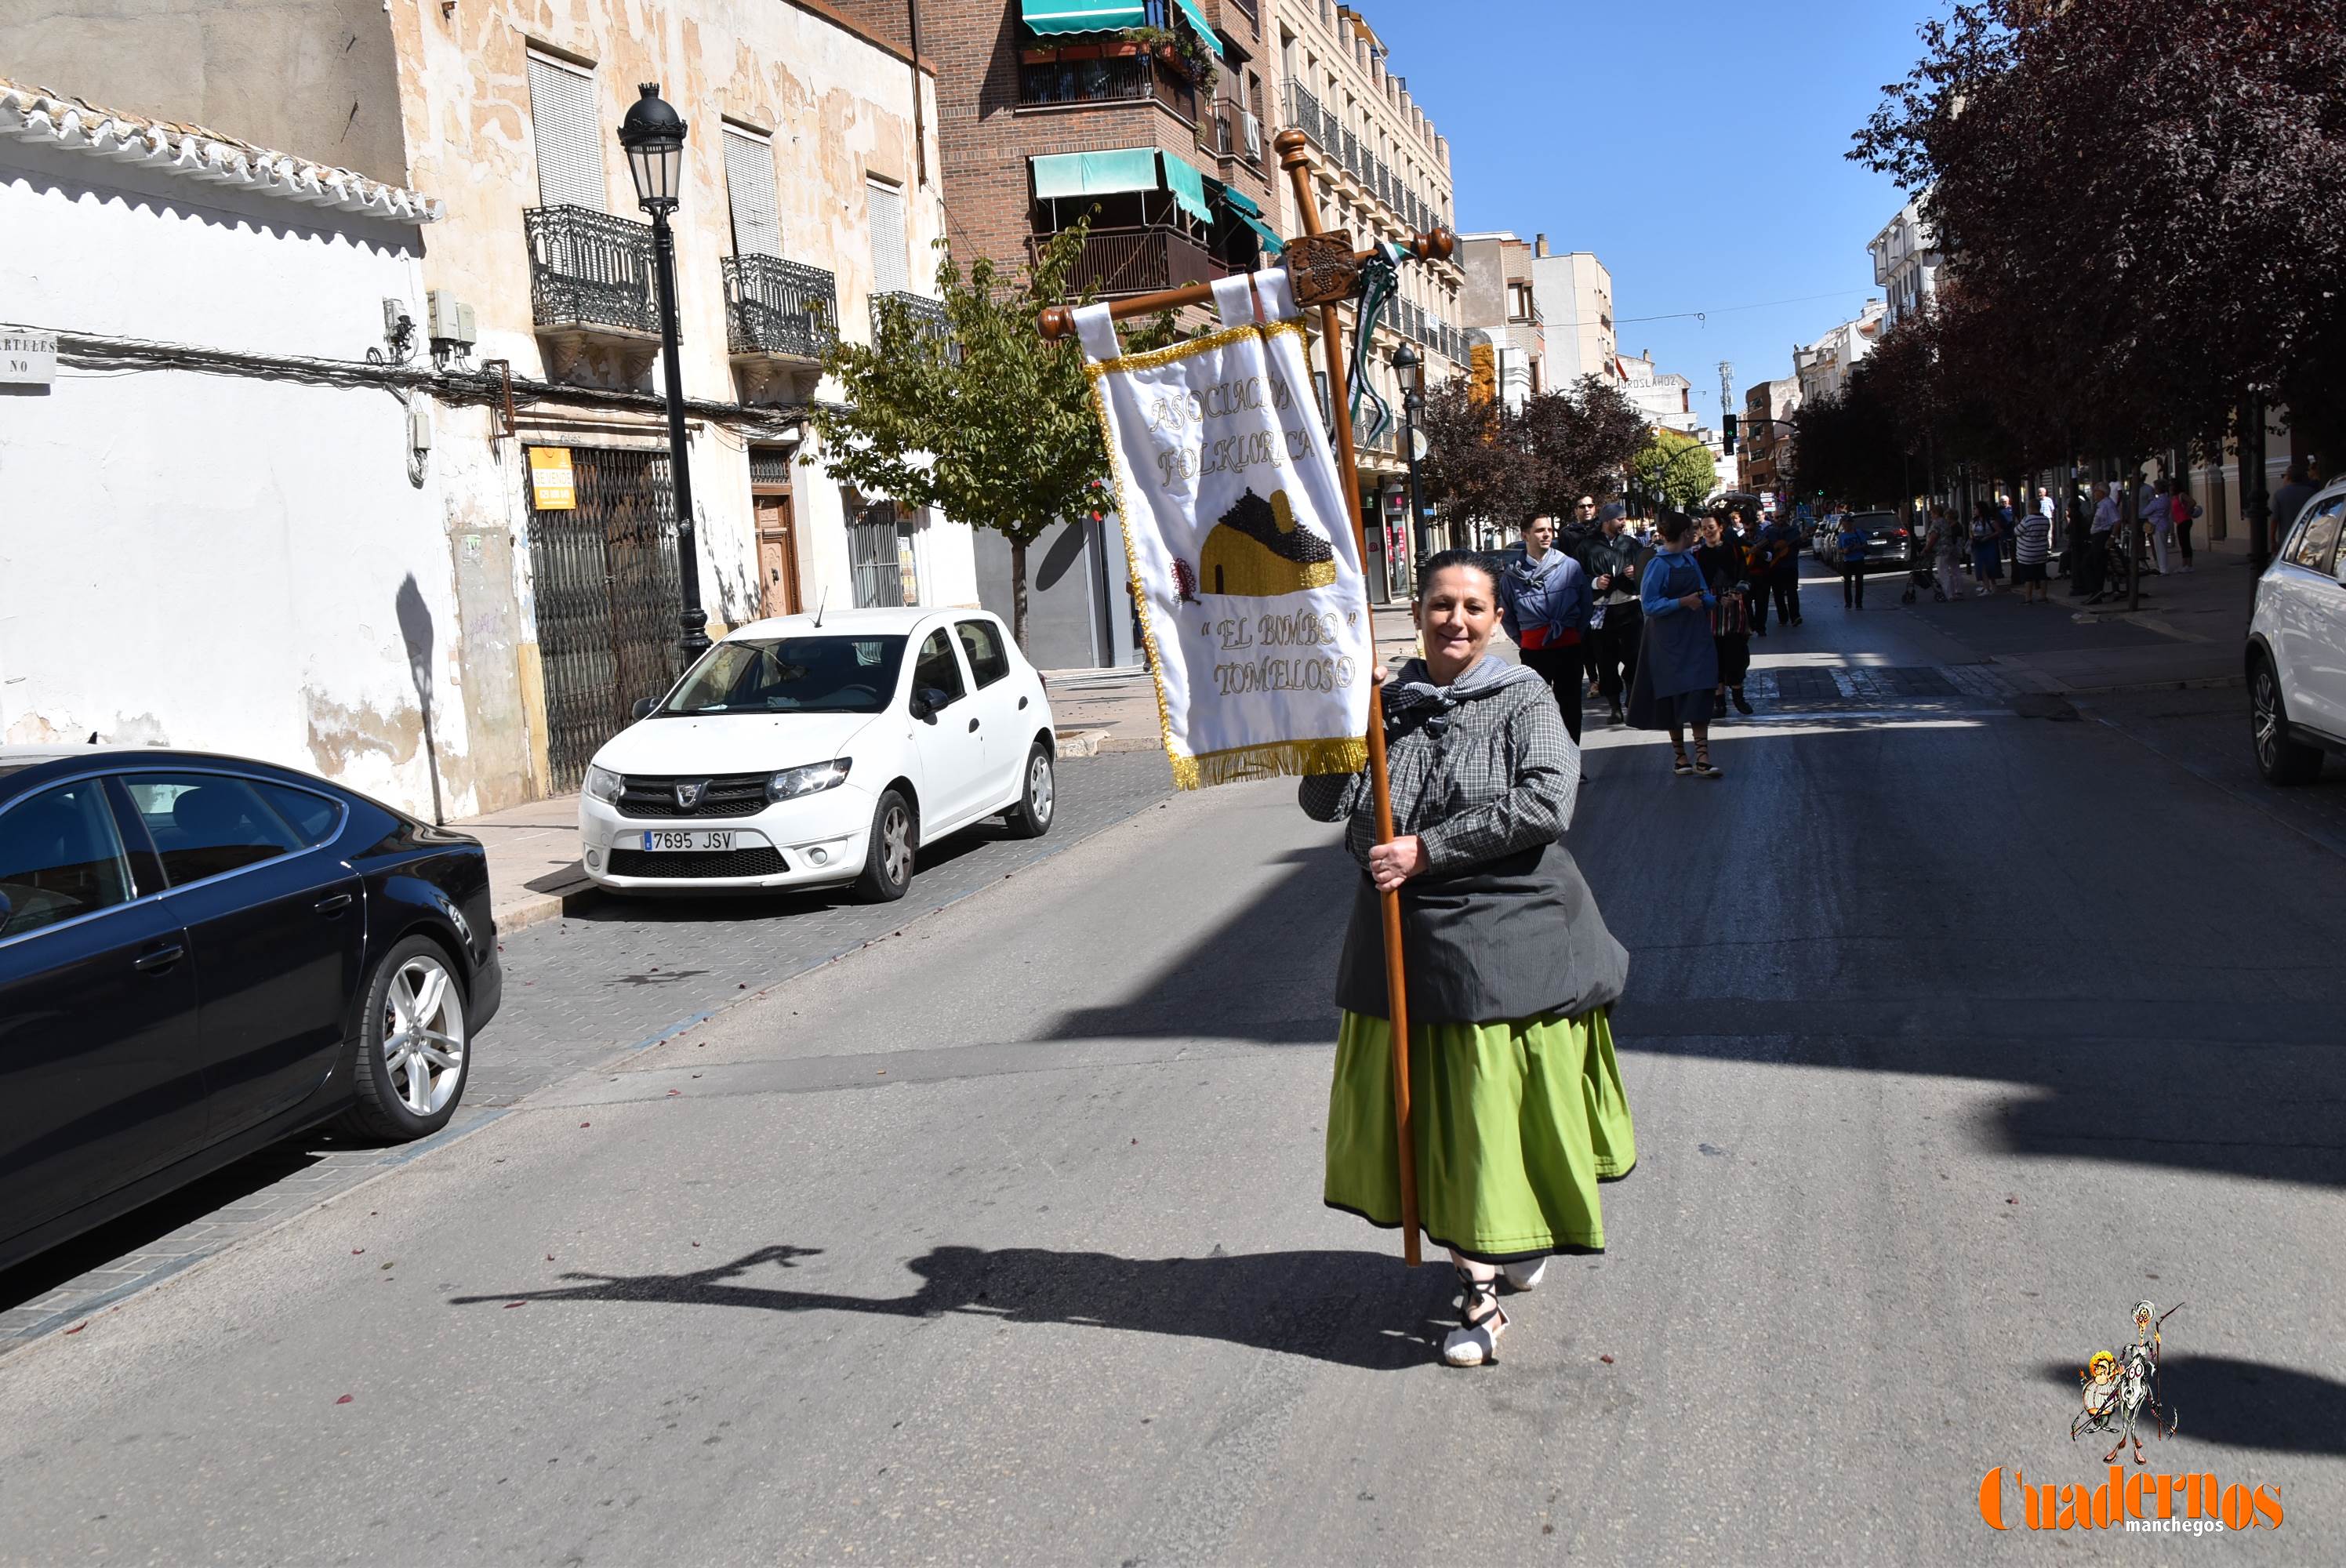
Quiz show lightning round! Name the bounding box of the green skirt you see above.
[1324,1007,1635,1263]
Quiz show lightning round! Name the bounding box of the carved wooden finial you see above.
[1037,304,1073,342]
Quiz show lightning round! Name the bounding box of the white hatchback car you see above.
[579,608,1056,901]
[2247,478,2346,785]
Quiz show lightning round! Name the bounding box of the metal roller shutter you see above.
[723,128,784,258]
[527,53,606,212]
[868,180,908,295]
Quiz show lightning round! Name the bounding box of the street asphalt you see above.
[2,574,2342,1566]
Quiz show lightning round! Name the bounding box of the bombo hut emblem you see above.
[1199,488,1336,598]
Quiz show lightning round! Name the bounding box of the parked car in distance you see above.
[0,747,499,1272]
[579,608,1057,903]
[2247,479,2346,784]
[1818,510,1912,570]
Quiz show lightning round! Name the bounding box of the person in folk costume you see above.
[1625,510,1724,779]
[1302,550,1635,1368]
[1697,510,1754,717]
[1498,514,1593,742]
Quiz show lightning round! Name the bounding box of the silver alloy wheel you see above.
[382,954,466,1116]
[2253,670,2279,768]
[881,800,914,887]
[1028,751,1055,826]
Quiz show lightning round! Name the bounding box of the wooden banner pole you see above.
[1273,129,1421,1269]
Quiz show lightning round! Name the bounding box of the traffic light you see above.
[1721,414,1738,456]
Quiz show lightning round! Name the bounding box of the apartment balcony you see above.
[870,290,952,354]
[723,253,837,402]
[1027,226,1222,299]
[1351,405,1399,459]
[1017,54,1197,123]
[1283,81,1334,151]
[525,204,659,383]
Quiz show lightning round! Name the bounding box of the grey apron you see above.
[1332,841,1629,1025]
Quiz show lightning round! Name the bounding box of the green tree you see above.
[1632,429,1716,514]
[811,220,1168,649]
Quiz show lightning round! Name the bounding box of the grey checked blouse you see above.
[1298,655,1622,1025]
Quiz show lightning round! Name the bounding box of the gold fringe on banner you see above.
[1168,735,1369,791]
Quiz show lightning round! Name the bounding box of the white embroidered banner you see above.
[1076,271,1373,789]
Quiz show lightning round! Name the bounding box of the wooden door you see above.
[754,493,802,617]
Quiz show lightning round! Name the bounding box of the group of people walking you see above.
[1495,496,1802,771]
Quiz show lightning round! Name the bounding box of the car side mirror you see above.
[908,694,933,723]
[632,697,657,720]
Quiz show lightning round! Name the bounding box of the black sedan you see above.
[0,747,499,1272]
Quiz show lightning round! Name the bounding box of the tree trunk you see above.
[1009,534,1030,652]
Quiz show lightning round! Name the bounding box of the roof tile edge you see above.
[0,80,443,225]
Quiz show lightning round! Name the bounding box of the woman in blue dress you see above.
[1624,510,1723,778]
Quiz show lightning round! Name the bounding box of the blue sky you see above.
[1368,0,1933,420]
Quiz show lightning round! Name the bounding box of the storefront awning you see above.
[1218,184,1263,218]
[1160,151,1211,226]
[1030,148,1165,201]
[1171,0,1227,60]
[1019,0,1149,34]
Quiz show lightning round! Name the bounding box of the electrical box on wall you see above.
[408,398,434,451]
[427,290,478,346]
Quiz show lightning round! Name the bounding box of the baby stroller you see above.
[1899,553,1945,604]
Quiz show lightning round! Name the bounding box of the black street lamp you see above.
[618,82,710,661]
[1392,343,1431,573]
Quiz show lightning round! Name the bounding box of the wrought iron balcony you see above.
[1351,405,1398,457]
[723,253,837,362]
[1018,55,1198,122]
[525,205,658,340]
[1027,226,1223,299]
[1284,82,1332,150]
[870,290,953,353]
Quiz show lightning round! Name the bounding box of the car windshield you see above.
[658,636,908,716]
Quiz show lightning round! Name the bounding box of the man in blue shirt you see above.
[1836,516,1871,609]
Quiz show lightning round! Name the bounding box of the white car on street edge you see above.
[579,608,1057,902]
[2247,477,2346,785]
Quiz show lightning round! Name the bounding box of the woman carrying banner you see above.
[1625,510,1723,778]
[1302,550,1634,1369]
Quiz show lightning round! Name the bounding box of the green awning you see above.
[1233,210,1284,255]
[1171,0,1226,60]
[1218,185,1262,218]
[1030,148,1164,201]
[1160,151,1211,225]
[1020,0,1149,34]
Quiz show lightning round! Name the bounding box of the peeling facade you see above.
[1,2,971,818]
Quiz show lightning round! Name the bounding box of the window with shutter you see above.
[723,128,784,258]
[527,53,605,212]
[868,180,909,295]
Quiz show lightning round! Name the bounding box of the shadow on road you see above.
[448,1241,1452,1370]
[1039,843,1354,1046]
[2035,1356,2346,1458]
